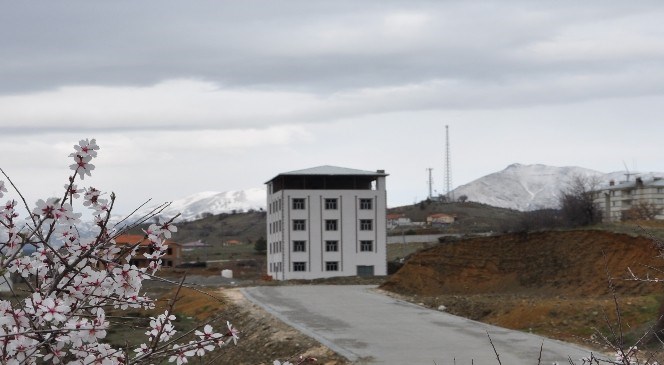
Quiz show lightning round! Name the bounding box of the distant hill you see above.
[158,201,521,245]
[129,210,267,246]
[389,200,522,234]
[450,164,663,211]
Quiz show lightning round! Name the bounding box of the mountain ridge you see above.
[451,163,663,211]
[130,164,664,222]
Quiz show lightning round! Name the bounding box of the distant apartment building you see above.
[592,177,664,222]
[265,166,388,280]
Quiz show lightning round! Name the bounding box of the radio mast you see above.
[426,168,434,199]
[444,125,453,201]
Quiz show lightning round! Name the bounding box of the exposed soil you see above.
[380,230,664,354]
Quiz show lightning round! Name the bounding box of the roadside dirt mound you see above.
[380,230,664,353]
[381,230,664,297]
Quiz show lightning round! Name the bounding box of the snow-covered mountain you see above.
[451,164,662,211]
[134,188,266,222]
[124,164,662,221]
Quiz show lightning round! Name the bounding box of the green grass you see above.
[182,243,263,262]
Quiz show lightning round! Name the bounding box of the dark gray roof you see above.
[266,165,387,183]
[281,165,386,176]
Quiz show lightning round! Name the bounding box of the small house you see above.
[427,213,455,226]
[114,234,182,268]
[387,213,412,230]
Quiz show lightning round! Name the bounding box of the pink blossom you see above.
[195,324,222,342]
[160,222,178,238]
[225,321,240,345]
[83,187,101,206]
[65,183,81,199]
[32,197,59,223]
[169,344,189,365]
[1,199,18,222]
[70,154,95,180]
[184,339,214,357]
[38,297,70,323]
[0,180,7,198]
[53,203,81,223]
[70,138,99,159]
[147,311,177,342]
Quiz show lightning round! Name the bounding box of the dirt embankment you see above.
[380,230,664,348]
[382,230,664,297]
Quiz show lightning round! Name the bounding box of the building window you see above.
[293,240,306,252]
[292,198,305,210]
[325,198,338,210]
[325,219,338,231]
[293,219,306,231]
[360,219,373,231]
[325,240,339,252]
[360,198,373,210]
[326,261,339,271]
[360,240,373,252]
[293,262,306,272]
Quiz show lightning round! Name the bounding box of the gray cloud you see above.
[2,1,662,96]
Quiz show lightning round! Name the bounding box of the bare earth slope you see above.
[380,230,664,347]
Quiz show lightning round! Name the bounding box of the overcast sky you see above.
[1,1,663,215]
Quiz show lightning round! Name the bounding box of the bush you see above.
[254,236,267,253]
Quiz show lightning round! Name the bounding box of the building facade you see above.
[592,177,664,222]
[266,166,388,280]
[427,213,456,226]
[114,234,182,268]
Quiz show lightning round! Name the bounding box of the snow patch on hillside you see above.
[451,164,663,211]
[134,188,266,222]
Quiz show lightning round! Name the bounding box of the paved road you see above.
[242,285,603,364]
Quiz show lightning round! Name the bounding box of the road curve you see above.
[241,285,603,364]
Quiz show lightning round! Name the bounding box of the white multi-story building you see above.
[265,166,388,280]
[593,177,664,222]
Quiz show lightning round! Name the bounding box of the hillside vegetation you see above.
[129,210,267,246]
[389,200,523,233]
[157,201,522,246]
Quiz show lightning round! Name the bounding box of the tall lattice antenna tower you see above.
[426,168,434,199]
[444,125,453,201]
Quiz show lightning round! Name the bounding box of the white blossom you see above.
[0,138,232,365]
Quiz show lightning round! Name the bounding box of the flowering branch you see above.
[0,138,237,364]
